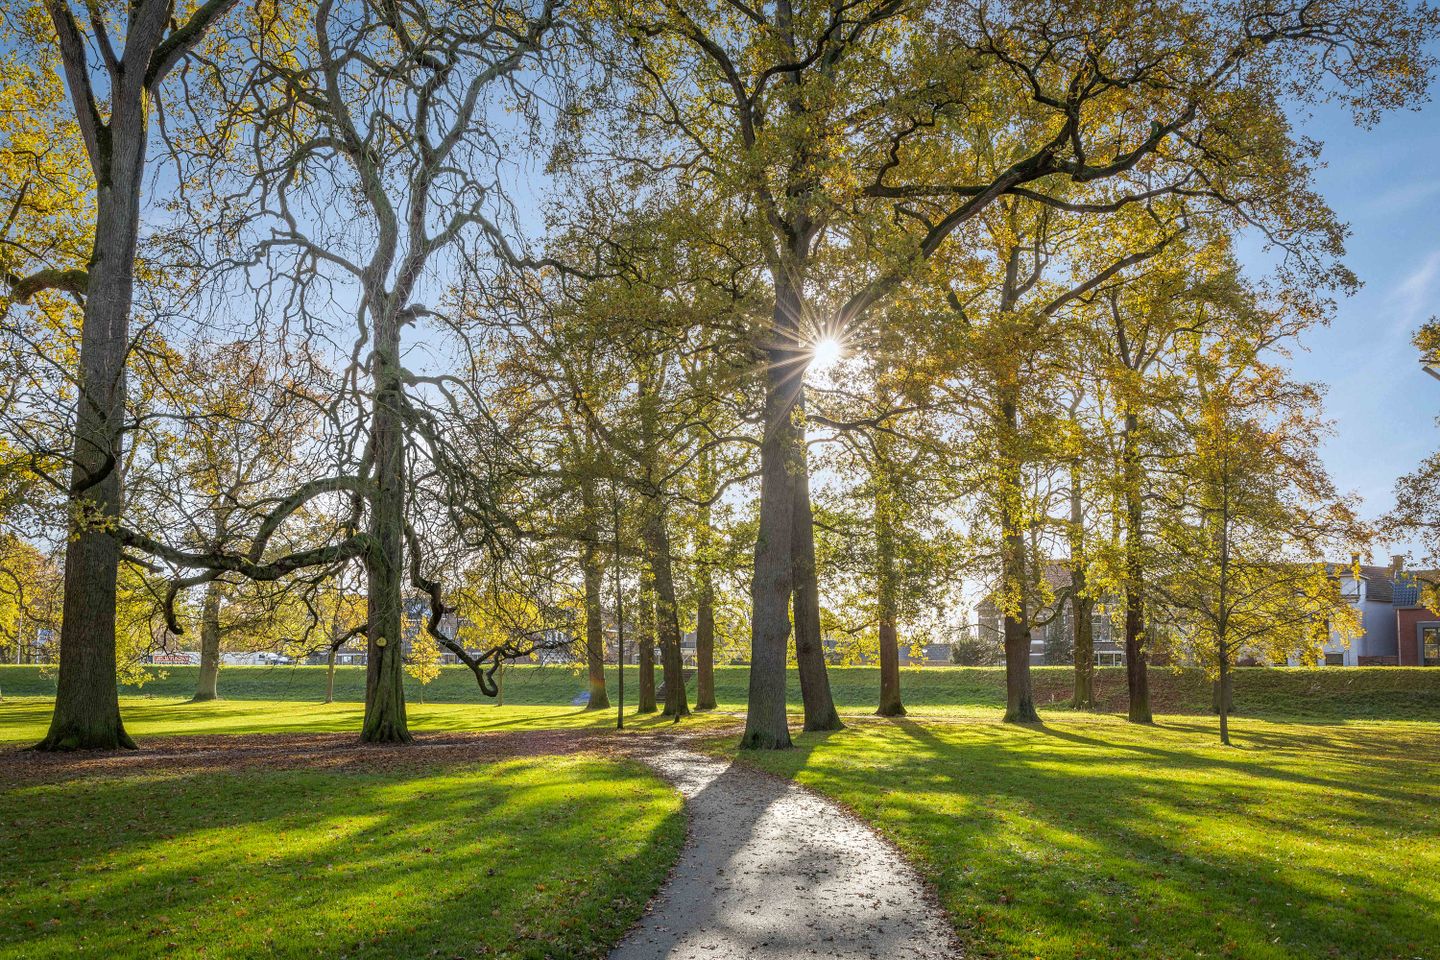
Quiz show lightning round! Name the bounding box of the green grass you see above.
[726,714,1440,960]
[0,697,730,744]
[5,663,1437,720]
[0,754,685,959]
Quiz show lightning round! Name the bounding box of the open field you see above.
[5,663,1439,720]
[0,742,685,960]
[6,670,1440,959]
[727,715,1440,960]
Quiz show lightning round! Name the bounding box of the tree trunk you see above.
[1122,411,1153,724]
[193,581,222,701]
[999,392,1039,724]
[1068,462,1095,709]
[694,450,717,711]
[580,536,610,711]
[636,566,658,713]
[695,566,717,711]
[1071,595,1095,709]
[1216,655,1232,746]
[325,646,336,704]
[741,285,801,750]
[360,306,411,744]
[36,94,150,752]
[874,451,904,717]
[791,433,842,731]
[645,505,689,719]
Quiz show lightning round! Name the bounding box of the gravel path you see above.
[610,744,961,960]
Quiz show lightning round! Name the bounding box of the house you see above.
[1310,558,1440,666]
[974,562,1128,667]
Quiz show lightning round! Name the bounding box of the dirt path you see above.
[610,744,962,960]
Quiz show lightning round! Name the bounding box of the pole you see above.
[613,479,625,731]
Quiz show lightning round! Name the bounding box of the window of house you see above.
[1423,626,1440,667]
[1324,653,1345,667]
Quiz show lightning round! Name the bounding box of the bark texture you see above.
[741,287,801,750]
[580,537,610,710]
[193,581,222,702]
[1068,464,1095,709]
[1122,411,1153,724]
[636,567,658,714]
[791,442,841,731]
[874,458,904,717]
[36,69,151,752]
[646,505,690,718]
[360,307,411,744]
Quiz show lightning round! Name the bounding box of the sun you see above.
[810,337,842,372]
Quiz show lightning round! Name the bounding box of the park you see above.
[4,1,1440,958]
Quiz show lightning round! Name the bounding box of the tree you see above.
[0,0,244,749]
[117,0,565,744]
[405,624,442,705]
[1387,321,1440,608]
[1153,332,1364,744]
[598,0,1436,745]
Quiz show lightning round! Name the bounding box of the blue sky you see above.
[1273,93,1440,557]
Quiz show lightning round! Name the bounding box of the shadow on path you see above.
[610,742,961,960]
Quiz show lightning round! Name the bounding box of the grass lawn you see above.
[0,696,731,744]
[4,663,1438,720]
[727,714,1440,960]
[0,751,685,959]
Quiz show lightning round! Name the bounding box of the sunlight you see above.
[810,337,843,372]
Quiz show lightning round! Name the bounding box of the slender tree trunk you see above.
[874,450,904,717]
[325,647,336,704]
[741,284,801,750]
[792,434,841,731]
[694,450,717,711]
[1122,410,1153,724]
[580,536,610,711]
[1068,463,1095,709]
[636,566,657,713]
[695,577,716,710]
[193,581,222,702]
[36,97,150,752]
[360,307,411,744]
[999,391,1039,724]
[646,505,689,719]
[1217,651,1232,746]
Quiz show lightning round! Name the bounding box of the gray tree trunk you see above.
[1068,464,1095,709]
[694,451,717,711]
[645,505,689,718]
[999,394,1039,724]
[875,465,904,717]
[360,308,411,743]
[36,83,150,752]
[1122,411,1153,724]
[792,439,842,731]
[636,567,658,713]
[193,581,222,701]
[580,536,610,710]
[741,285,800,750]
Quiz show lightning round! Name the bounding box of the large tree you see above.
[1,0,242,750]
[599,0,1436,746]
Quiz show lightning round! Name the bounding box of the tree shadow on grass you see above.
[753,716,1440,960]
[0,754,685,960]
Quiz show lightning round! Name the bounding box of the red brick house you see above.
[1393,575,1440,666]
